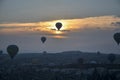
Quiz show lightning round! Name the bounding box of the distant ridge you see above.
[0,51,120,65]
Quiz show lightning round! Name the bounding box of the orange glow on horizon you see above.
[0,15,120,38]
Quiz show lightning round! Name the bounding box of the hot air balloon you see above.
[7,45,19,59]
[41,36,46,43]
[113,32,120,45]
[55,22,62,30]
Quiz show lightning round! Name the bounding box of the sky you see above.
[0,0,120,54]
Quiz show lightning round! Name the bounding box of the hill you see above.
[0,51,120,66]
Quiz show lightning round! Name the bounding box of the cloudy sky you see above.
[0,0,120,54]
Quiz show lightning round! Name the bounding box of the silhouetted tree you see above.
[97,51,101,55]
[80,72,86,80]
[77,58,84,64]
[102,69,111,80]
[110,73,117,80]
[91,68,101,80]
[43,51,47,54]
[108,53,116,64]
[0,50,3,54]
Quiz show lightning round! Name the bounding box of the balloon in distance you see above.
[55,22,62,31]
[41,36,47,43]
[7,45,19,59]
[113,32,120,45]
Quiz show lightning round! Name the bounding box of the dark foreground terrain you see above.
[0,51,120,80]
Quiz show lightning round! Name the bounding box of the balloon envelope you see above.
[41,36,46,43]
[7,45,19,59]
[113,33,120,45]
[55,22,62,30]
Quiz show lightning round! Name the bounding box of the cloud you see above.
[111,22,120,26]
[1,15,120,53]
[0,15,120,38]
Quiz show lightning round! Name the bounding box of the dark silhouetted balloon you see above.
[41,36,46,43]
[7,45,19,59]
[55,22,62,30]
[113,33,120,45]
